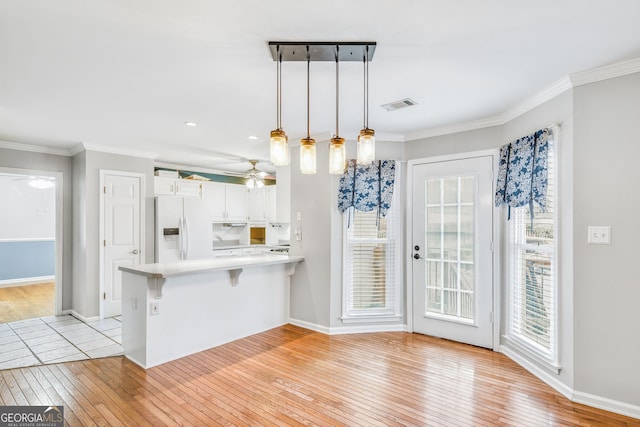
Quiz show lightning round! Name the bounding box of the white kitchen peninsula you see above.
[119,254,303,368]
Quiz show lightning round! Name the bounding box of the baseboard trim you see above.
[500,345,573,399]
[288,318,330,334]
[328,323,407,335]
[0,276,54,288]
[572,390,640,421]
[501,345,640,420]
[68,310,100,323]
[289,318,407,335]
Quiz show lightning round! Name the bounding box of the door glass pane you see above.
[424,176,475,321]
[426,179,441,205]
[443,206,458,260]
[443,178,458,204]
[426,207,442,259]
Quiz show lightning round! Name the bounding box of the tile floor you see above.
[0,314,123,370]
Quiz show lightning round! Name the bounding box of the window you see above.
[507,135,557,365]
[343,197,400,321]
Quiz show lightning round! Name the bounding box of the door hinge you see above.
[103,292,107,300]
[490,241,494,252]
[490,312,494,323]
[103,186,107,194]
[103,240,106,247]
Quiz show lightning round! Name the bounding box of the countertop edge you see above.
[119,255,304,279]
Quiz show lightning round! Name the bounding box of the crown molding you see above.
[498,76,573,124]
[569,57,640,87]
[0,140,72,156]
[405,116,503,141]
[405,57,640,142]
[70,142,157,159]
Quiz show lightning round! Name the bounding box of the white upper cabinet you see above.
[249,186,278,223]
[202,182,226,221]
[154,177,202,197]
[249,187,267,222]
[202,182,249,222]
[266,186,277,222]
[225,184,249,221]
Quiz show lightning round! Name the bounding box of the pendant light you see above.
[357,45,375,165]
[329,46,346,175]
[270,45,289,166]
[300,46,316,174]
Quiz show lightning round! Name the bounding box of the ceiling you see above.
[1,1,640,174]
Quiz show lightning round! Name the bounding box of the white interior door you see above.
[411,155,494,348]
[103,172,143,318]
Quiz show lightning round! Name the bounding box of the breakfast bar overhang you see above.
[119,254,304,368]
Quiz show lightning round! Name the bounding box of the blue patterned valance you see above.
[338,160,396,217]
[495,128,550,214]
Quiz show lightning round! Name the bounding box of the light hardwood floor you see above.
[0,282,54,323]
[0,324,637,426]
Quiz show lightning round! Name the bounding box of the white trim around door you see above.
[406,150,500,350]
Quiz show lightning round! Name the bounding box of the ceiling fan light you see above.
[328,137,346,174]
[246,177,256,189]
[300,137,316,175]
[270,129,289,166]
[357,128,375,165]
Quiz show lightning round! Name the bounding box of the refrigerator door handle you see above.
[178,216,184,260]
[184,216,190,260]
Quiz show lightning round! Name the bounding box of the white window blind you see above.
[343,202,399,319]
[508,135,557,363]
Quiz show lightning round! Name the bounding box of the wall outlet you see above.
[150,301,160,315]
[587,226,611,244]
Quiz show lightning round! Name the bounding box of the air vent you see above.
[381,98,418,112]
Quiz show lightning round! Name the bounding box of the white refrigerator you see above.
[155,196,213,262]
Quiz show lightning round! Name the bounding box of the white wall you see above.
[289,138,405,331]
[573,72,640,407]
[73,149,154,319]
[0,174,55,239]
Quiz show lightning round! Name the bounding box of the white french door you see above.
[411,155,494,349]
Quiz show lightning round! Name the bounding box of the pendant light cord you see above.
[365,45,369,129]
[306,45,310,139]
[335,45,339,137]
[276,45,282,130]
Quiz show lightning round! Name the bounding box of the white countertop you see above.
[119,254,304,279]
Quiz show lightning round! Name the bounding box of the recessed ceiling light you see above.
[184,121,197,127]
[248,136,259,140]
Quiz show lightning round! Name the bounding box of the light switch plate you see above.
[588,226,611,244]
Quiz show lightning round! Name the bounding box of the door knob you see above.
[131,249,139,255]
[414,245,420,251]
[413,253,421,260]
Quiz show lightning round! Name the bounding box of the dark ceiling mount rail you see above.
[268,41,376,62]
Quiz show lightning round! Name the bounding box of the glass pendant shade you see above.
[300,137,316,174]
[357,128,375,164]
[328,137,346,174]
[270,129,289,166]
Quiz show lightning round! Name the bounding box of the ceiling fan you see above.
[244,160,268,189]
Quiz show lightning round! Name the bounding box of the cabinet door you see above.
[154,177,176,195]
[249,188,266,222]
[175,180,202,197]
[202,182,226,221]
[265,186,277,222]
[225,184,249,221]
